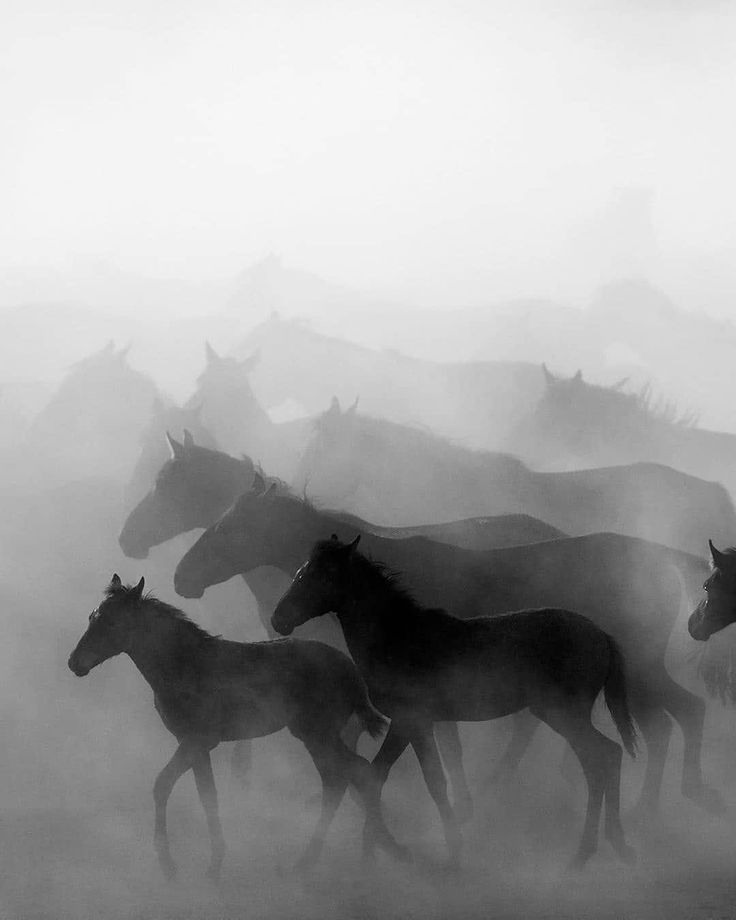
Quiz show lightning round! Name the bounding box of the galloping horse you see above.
[272,536,637,869]
[68,575,404,879]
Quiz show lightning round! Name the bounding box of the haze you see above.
[3,0,736,312]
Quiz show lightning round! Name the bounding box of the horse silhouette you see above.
[293,400,736,555]
[68,575,404,879]
[174,483,720,819]
[272,536,637,869]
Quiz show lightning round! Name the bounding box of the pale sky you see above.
[2,0,735,310]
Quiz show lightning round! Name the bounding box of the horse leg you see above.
[434,721,473,824]
[295,741,350,870]
[484,708,540,787]
[230,741,253,789]
[192,750,226,880]
[600,736,636,865]
[152,742,199,879]
[534,705,608,869]
[659,675,724,814]
[409,724,463,868]
[362,721,411,861]
[628,700,673,820]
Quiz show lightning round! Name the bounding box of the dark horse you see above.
[68,575,404,879]
[272,536,637,869]
[175,485,718,819]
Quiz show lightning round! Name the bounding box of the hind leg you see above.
[628,701,672,819]
[435,722,473,823]
[484,709,541,788]
[534,704,609,868]
[296,742,350,870]
[600,738,636,864]
[660,675,724,814]
[362,721,411,861]
[408,724,463,867]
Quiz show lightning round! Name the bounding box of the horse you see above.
[173,484,719,820]
[124,398,219,507]
[292,401,736,555]
[183,343,310,483]
[119,438,563,812]
[119,437,564,629]
[510,367,736,498]
[234,311,545,450]
[67,575,405,880]
[272,536,638,869]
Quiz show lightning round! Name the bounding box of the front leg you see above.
[153,742,200,879]
[192,749,226,880]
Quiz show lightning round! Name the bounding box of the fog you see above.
[3,1,736,918]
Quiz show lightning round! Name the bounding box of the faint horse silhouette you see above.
[24,341,162,487]
[68,575,405,879]
[293,398,736,555]
[183,342,309,482]
[273,536,637,869]
[509,367,736,494]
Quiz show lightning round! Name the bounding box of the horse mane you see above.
[106,584,218,642]
[313,540,426,613]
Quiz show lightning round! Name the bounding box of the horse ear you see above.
[182,429,195,450]
[573,370,583,383]
[130,577,145,601]
[348,535,361,553]
[117,343,131,361]
[265,482,278,497]
[346,396,359,416]
[166,431,185,460]
[205,341,221,366]
[327,396,341,415]
[542,363,556,386]
[252,472,266,494]
[110,573,122,588]
[709,540,729,570]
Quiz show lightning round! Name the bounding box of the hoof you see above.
[567,849,594,872]
[379,835,412,864]
[683,783,727,816]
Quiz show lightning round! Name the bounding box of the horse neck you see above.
[125,607,209,695]
[335,562,410,659]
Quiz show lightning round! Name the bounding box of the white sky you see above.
[2,0,735,309]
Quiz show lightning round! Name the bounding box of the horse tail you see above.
[350,672,389,739]
[603,635,637,758]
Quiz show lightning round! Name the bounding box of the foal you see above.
[273,536,637,869]
[68,575,404,879]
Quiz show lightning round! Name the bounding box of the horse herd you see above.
[49,340,736,881]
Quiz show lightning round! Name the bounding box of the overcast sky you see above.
[2,0,735,310]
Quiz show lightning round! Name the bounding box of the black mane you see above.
[106,583,218,642]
